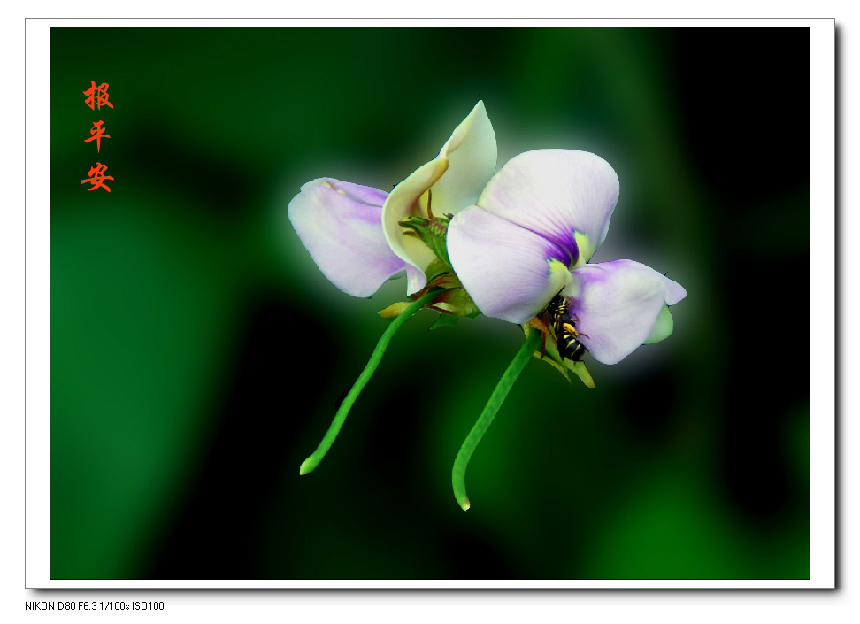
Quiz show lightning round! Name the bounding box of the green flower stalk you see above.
[451,329,541,511]
[299,288,444,476]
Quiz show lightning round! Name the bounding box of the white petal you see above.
[448,206,572,324]
[569,259,686,365]
[432,101,498,217]
[477,150,619,266]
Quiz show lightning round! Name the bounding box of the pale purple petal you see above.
[288,178,406,297]
[325,179,389,206]
[569,259,687,365]
[404,265,426,297]
[477,150,619,265]
[447,207,573,324]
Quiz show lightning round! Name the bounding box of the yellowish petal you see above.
[432,101,497,217]
[381,157,449,293]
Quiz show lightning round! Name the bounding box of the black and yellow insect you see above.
[546,292,587,362]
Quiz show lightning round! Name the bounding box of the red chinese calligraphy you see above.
[84,120,111,153]
[83,81,113,111]
[80,162,114,192]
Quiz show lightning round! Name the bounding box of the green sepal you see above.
[378,301,412,318]
[428,314,459,331]
[523,324,595,388]
[425,258,453,283]
[563,358,595,388]
[643,305,673,344]
[441,284,481,318]
[399,215,451,267]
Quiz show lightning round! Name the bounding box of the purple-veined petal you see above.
[477,150,619,266]
[288,178,407,297]
[568,259,687,365]
[380,157,449,294]
[433,101,498,217]
[447,206,573,324]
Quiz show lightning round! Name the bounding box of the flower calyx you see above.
[379,204,478,324]
[398,206,453,268]
[378,268,480,324]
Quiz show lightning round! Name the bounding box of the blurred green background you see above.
[50,26,810,580]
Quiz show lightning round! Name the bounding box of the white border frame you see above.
[25,17,835,590]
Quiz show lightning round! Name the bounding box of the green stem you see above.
[299,288,444,476]
[452,329,540,511]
